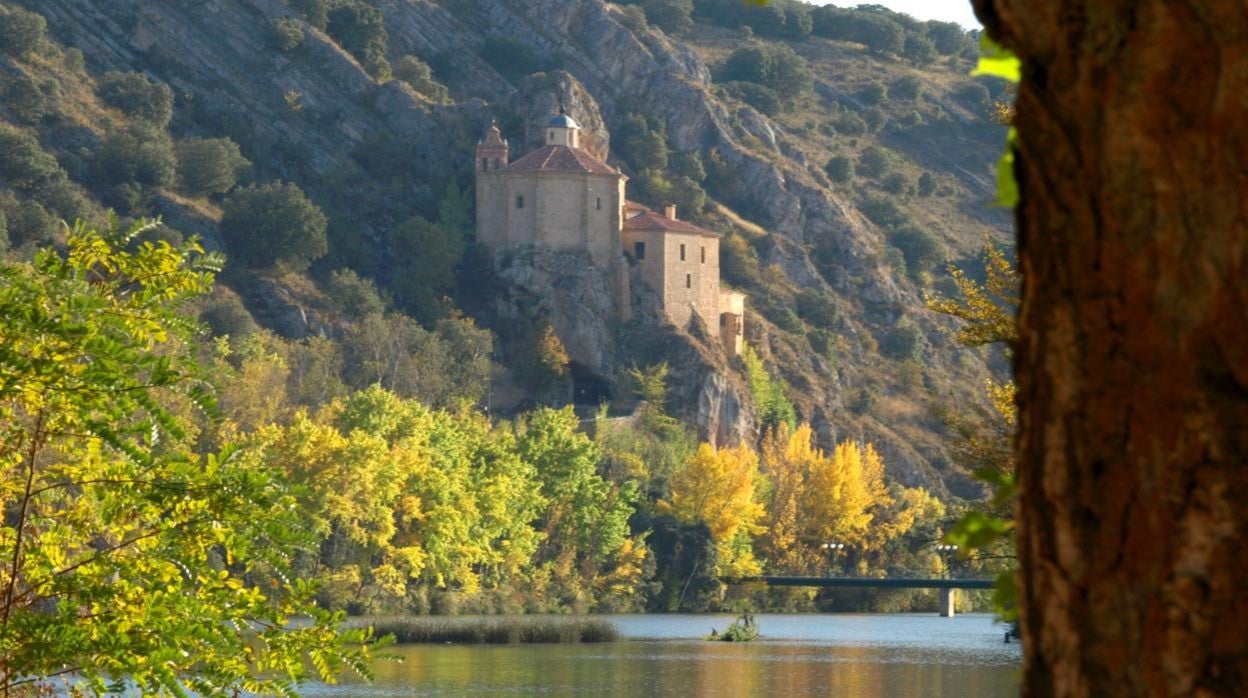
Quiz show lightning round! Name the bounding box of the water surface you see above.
[305,613,1020,697]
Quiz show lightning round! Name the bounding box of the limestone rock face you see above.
[494,246,617,376]
[507,71,612,162]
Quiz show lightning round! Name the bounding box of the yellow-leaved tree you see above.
[663,442,765,576]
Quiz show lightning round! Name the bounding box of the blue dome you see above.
[547,113,581,129]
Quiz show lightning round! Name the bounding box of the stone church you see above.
[475,112,745,356]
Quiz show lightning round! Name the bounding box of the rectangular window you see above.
[634,242,646,260]
[596,197,602,210]
[685,273,692,289]
[680,244,686,261]
[516,195,525,209]
[481,158,489,171]
[701,246,706,263]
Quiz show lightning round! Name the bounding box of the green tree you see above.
[175,137,251,197]
[0,219,376,694]
[394,55,448,101]
[219,181,328,270]
[720,43,812,105]
[385,215,463,318]
[0,4,47,57]
[94,125,177,188]
[642,0,694,36]
[743,345,797,432]
[326,0,390,79]
[5,77,46,125]
[824,155,854,183]
[97,71,174,127]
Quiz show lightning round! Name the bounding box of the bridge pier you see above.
[939,587,956,617]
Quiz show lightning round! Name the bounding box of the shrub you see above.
[618,5,648,33]
[813,8,904,55]
[889,224,943,278]
[859,82,888,106]
[879,319,923,361]
[5,77,46,125]
[902,32,938,66]
[917,171,936,196]
[862,107,886,131]
[0,4,47,57]
[1,198,55,247]
[393,55,448,101]
[824,155,853,183]
[0,126,61,190]
[326,0,390,79]
[176,137,251,196]
[795,289,838,329]
[781,3,813,38]
[721,232,762,287]
[953,81,991,110]
[892,75,923,101]
[289,0,329,30]
[720,43,812,105]
[642,0,693,36]
[672,151,706,182]
[98,72,174,127]
[857,146,896,179]
[669,175,708,215]
[272,18,305,51]
[327,268,386,317]
[830,111,867,135]
[859,195,910,230]
[924,20,972,56]
[881,171,909,195]
[94,125,177,188]
[219,182,328,270]
[199,292,258,338]
[726,81,782,116]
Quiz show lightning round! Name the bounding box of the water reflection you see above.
[304,614,1020,697]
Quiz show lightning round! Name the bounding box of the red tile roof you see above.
[622,210,719,238]
[504,145,620,175]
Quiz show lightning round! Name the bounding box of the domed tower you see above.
[475,120,509,173]
[544,109,581,148]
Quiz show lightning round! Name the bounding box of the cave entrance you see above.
[570,362,612,406]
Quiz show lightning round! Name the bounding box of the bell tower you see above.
[476,120,509,173]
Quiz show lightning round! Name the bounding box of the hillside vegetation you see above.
[0,0,1010,559]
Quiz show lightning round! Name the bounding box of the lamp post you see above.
[820,542,847,577]
[935,544,960,578]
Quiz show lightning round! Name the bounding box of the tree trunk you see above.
[972,2,1248,695]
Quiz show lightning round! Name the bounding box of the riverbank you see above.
[349,615,619,644]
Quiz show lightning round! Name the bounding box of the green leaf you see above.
[973,35,1021,83]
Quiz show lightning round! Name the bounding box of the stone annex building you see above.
[475,112,745,356]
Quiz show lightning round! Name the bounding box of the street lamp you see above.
[935,544,960,578]
[820,542,847,577]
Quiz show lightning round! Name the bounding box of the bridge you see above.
[721,576,995,618]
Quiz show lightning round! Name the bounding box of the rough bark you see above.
[972,1,1248,695]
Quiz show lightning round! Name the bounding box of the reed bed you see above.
[349,615,620,645]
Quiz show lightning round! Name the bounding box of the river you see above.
[303,613,1021,697]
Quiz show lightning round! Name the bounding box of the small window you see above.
[516,195,525,209]
[634,242,646,260]
[481,158,489,171]
[720,315,726,326]
[493,158,500,169]
[596,197,602,210]
[700,246,706,263]
[685,274,692,289]
[548,130,554,143]
[680,244,686,261]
